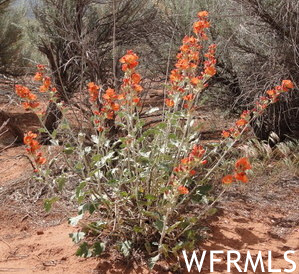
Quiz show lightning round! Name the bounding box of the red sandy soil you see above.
[0,89,298,273]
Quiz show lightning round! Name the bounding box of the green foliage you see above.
[0,0,27,75]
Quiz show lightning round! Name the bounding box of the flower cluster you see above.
[23,131,46,169]
[15,85,39,110]
[222,157,252,184]
[119,50,143,106]
[222,80,295,139]
[88,50,143,132]
[173,145,207,195]
[87,82,100,102]
[33,64,57,93]
[165,11,216,109]
[204,44,216,77]
[93,88,121,131]
[16,65,57,110]
[193,11,210,40]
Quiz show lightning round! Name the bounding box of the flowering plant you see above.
[16,11,295,267]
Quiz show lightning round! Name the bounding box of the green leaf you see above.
[88,221,107,232]
[92,242,105,256]
[69,214,84,226]
[51,129,58,139]
[166,221,181,234]
[148,254,160,269]
[207,207,218,216]
[63,144,75,155]
[142,211,160,220]
[91,154,102,162]
[44,197,59,212]
[76,242,92,258]
[157,122,167,130]
[75,162,84,171]
[56,176,66,191]
[172,241,184,256]
[145,194,157,201]
[38,128,47,133]
[76,181,86,198]
[160,244,169,257]
[133,226,143,233]
[78,202,98,215]
[154,220,164,232]
[120,240,132,257]
[69,232,85,244]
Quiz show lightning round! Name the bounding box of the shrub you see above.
[0,0,27,76]
[16,11,296,268]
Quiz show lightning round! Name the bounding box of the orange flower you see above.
[236,119,248,127]
[33,72,43,82]
[266,89,276,96]
[183,94,195,101]
[106,111,115,120]
[181,158,191,165]
[240,110,251,119]
[22,101,40,110]
[189,169,196,176]
[29,140,41,151]
[201,159,208,165]
[222,131,230,138]
[131,73,141,84]
[190,77,200,86]
[175,59,189,70]
[182,36,197,45]
[37,64,45,71]
[26,139,41,154]
[235,157,251,171]
[204,66,216,76]
[173,165,185,173]
[132,97,140,103]
[180,44,190,52]
[282,80,294,89]
[118,93,125,100]
[165,98,174,107]
[133,84,143,93]
[178,186,189,195]
[87,82,100,101]
[234,172,248,183]
[198,11,209,17]
[111,103,120,111]
[169,69,182,82]
[39,85,48,93]
[193,20,210,34]
[122,64,128,71]
[15,85,32,99]
[119,50,139,70]
[222,174,234,184]
[43,77,51,88]
[103,88,117,100]
[190,145,205,158]
[35,155,47,165]
[23,131,38,145]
